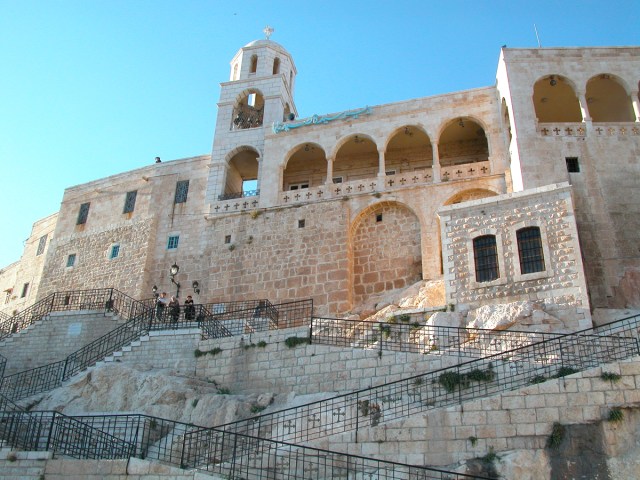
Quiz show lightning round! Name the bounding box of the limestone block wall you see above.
[196,327,458,396]
[322,357,640,469]
[37,218,156,299]
[439,183,591,328]
[0,311,125,375]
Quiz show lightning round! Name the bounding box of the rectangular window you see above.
[174,180,189,204]
[332,177,343,184]
[517,227,545,274]
[167,235,180,250]
[76,202,90,225]
[473,235,499,282]
[110,245,120,259]
[224,235,231,244]
[20,283,29,298]
[566,157,580,173]
[66,254,76,267]
[4,289,12,304]
[298,219,305,228]
[123,190,137,213]
[385,170,396,176]
[289,182,309,190]
[36,234,48,256]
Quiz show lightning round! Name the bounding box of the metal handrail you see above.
[311,316,566,357]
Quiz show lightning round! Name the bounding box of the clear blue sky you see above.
[1,0,638,268]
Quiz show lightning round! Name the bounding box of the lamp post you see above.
[169,263,180,298]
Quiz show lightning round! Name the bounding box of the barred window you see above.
[76,202,90,225]
[473,235,499,282]
[566,157,580,173]
[110,244,120,259]
[175,180,189,204]
[20,283,29,298]
[123,190,137,213]
[167,235,179,250]
[36,234,48,256]
[66,254,76,267]
[517,227,545,274]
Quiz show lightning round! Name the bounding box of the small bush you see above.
[546,422,565,449]
[439,371,465,393]
[398,313,411,323]
[217,387,231,395]
[7,453,17,462]
[413,377,423,386]
[480,447,498,464]
[601,371,622,382]
[250,405,266,414]
[387,315,397,324]
[284,336,310,348]
[608,408,624,423]
[194,349,205,358]
[468,436,478,447]
[553,366,579,378]
[257,340,267,348]
[529,375,547,385]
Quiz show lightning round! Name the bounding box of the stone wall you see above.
[0,311,125,375]
[439,183,591,328]
[352,202,422,306]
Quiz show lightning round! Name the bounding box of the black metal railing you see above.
[0,353,6,379]
[311,316,564,357]
[0,288,149,341]
[217,189,260,201]
[0,410,135,459]
[181,428,489,480]
[205,320,639,446]
[274,299,314,329]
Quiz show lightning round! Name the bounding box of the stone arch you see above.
[443,188,499,206]
[221,146,261,199]
[586,74,635,122]
[282,143,327,191]
[350,201,422,307]
[384,125,433,173]
[437,118,489,168]
[333,134,379,184]
[231,89,265,130]
[532,74,582,122]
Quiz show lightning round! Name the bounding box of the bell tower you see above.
[206,27,298,207]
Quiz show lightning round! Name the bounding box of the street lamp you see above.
[152,285,158,298]
[192,280,200,295]
[169,263,180,298]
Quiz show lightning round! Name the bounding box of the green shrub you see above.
[546,422,565,449]
[398,313,411,322]
[553,366,579,378]
[217,387,231,395]
[257,340,267,348]
[608,408,624,423]
[387,315,397,324]
[250,405,266,414]
[468,436,478,447]
[601,371,622,382]
[529,375,547,385]
[284,336,310,348]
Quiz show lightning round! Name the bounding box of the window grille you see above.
[36,234,48,256]
[566,157,580,173]
[473,235,499,282]
[517,227,545,274]
[174,181,189,204]
[66,254,76,267]
[167,235,179,250]
[123,191,137,213]
[77,203,90,225]
[110,245,120,259]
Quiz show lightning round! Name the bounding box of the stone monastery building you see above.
[1,38,639,328]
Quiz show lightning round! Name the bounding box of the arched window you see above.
[250,55,258,74]
[273,57,280,75]
[473,235,499,282]
[516,227,545,274]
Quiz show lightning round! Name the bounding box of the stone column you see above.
[325,157,334,185]
[377,148,386,190]
[630,91,640,122]
[432,143,441,183]
[577,92,592,122]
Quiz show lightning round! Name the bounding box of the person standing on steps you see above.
[156,292,168,321]
[169,296,180,324]
[184,295,195,321]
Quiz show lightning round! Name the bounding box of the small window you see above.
[66,254,76,268]
[175,180,189,204]
[273,57,280,75]
[332,177,343,184]
[167,235,180,250]
[36,234,48,256]
[224,235,231,244]
[517,227,545,274]
[250,55,258,74]
[566,157,580,173]
[20,283,29,298]
[376,213,383,223]
[4,289,12,304]
[76,202,90,225]
[298,219,305,228]
[385,170,396,176]
[110,244,120,259]
[289,183,309,190]
[473,235,499,282]
[123,190,137,214]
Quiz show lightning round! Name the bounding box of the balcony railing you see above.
[538,121,639,137]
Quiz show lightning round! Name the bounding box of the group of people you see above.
[155,293,196,323]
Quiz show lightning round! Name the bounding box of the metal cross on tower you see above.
[263,25,274,40]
